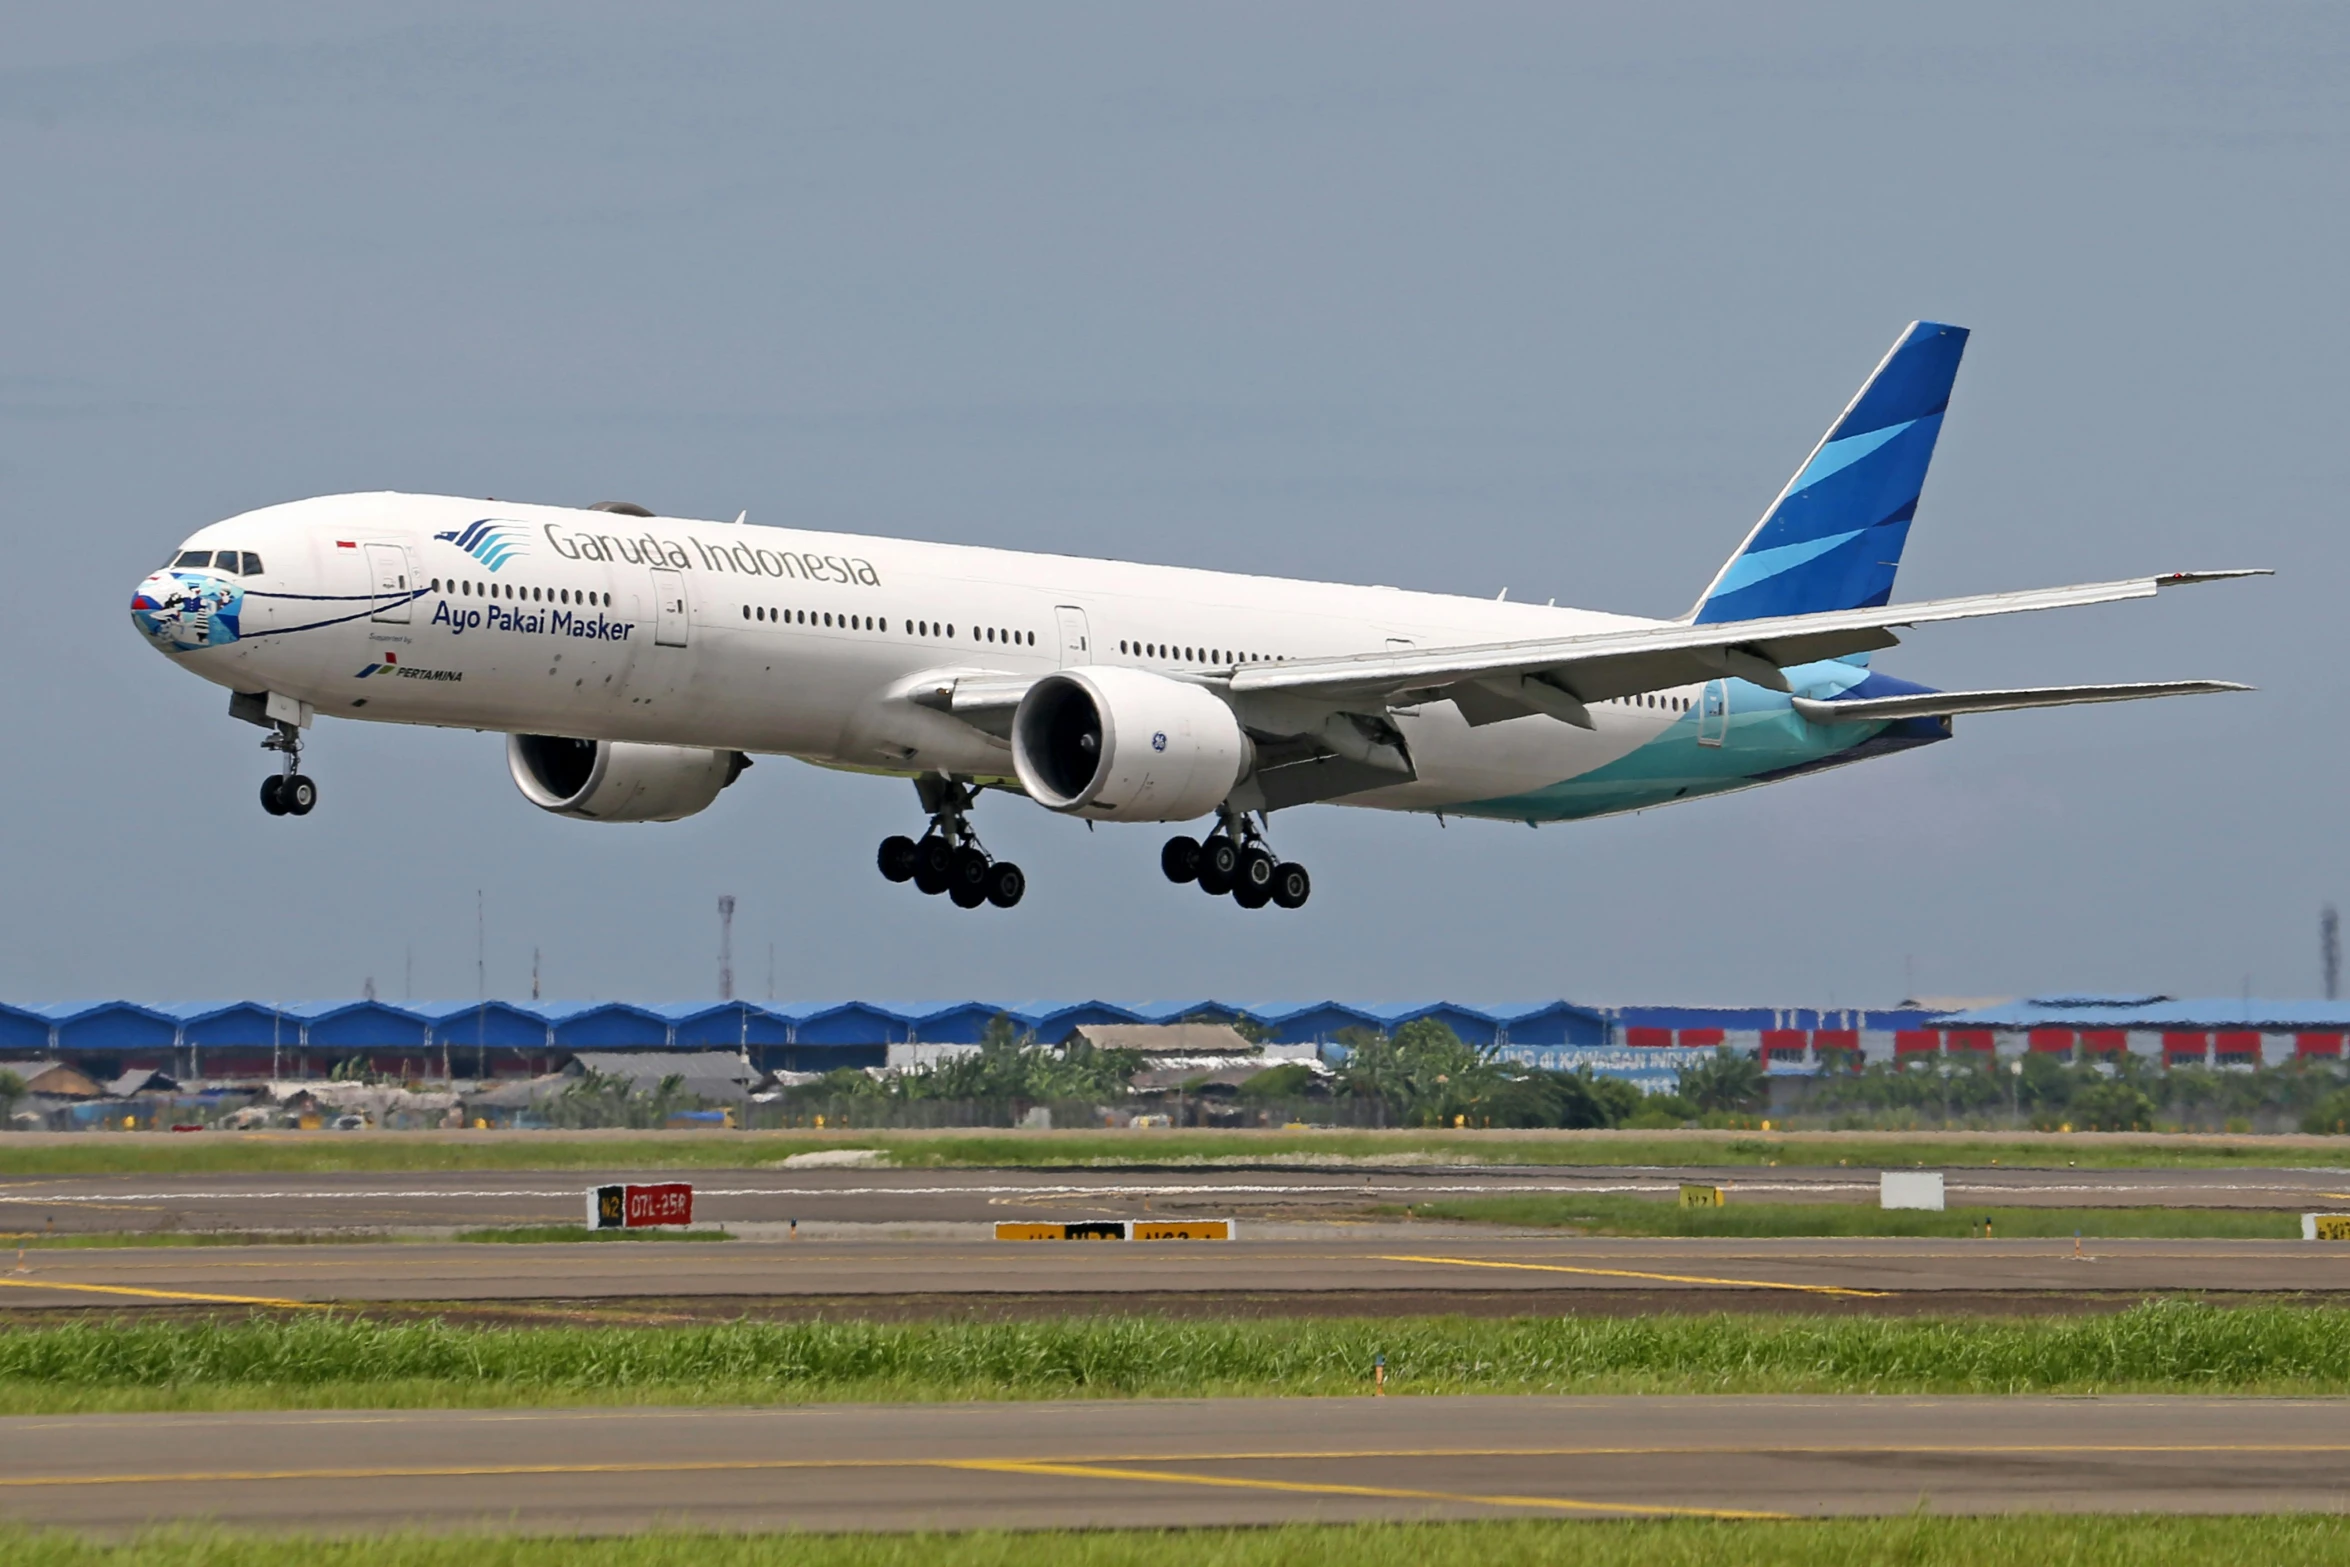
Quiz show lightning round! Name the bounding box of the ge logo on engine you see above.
[1151,731,1167,751]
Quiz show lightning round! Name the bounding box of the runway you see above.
[3,1396,2343,1533]
[4,1232,2350,1315]
[5,1161,2350,1235]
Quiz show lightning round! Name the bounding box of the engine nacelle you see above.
[507,734,749,822]
[1011,667,1251,822]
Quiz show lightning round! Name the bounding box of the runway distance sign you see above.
[994,1220,1237,1242]
[1678,1184,1726,1208]
[2304,1214,2350,1241]
[1133,1220,1235,1241]
[588,1182,695,1229]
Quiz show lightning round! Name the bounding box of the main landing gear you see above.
[257,721,317,818]
[877,777,1024,910]
[1161,810,1310,911]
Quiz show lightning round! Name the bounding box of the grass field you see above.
[5,1517,2349,1566]
[2,1302,2345,1414]
[451,1226,733,1244]
[1400,1194,2305,1238]
[4,1127,2350,1175]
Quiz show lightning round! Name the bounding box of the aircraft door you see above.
[651,568,690,648]
[1697,679,1729,747]
[1053,605,1091,667]
[364,544,413,623]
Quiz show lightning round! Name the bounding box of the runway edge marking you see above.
[1374,1253,1894,1297]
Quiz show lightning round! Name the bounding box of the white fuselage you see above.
[136,491,1797,821]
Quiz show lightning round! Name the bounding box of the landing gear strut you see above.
[258,721,317,817]
[878,777,1024,910]
[1161,808,1309,911]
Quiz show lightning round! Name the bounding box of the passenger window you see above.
[174,550,211,568]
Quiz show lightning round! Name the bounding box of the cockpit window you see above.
[174,550,212,569]
[241,552,264,575]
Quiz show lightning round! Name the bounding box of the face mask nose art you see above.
[131,565,244,652]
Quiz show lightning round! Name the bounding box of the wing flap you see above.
[1792,679,2251,725]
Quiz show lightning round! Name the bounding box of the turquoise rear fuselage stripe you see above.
[1442,661,1936,824]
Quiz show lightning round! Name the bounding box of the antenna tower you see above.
[718,895,737,1001]
[2325,905,2341,1001]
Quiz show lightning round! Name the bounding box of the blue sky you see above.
[4,4,2344,1006]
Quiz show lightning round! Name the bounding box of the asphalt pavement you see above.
[4,1231,2349,1314]
[3,1396,2342,1533]
[5,1162,2350,1234]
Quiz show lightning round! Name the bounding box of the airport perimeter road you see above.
[6,1163,2350,1235]
[5,1233,2350,1312]
[2,1396,2344,1533]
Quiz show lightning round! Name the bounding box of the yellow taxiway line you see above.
[1375,1252,1893,1296]
[944,1457,1784,1518]
[0,1276,330,1310]
[9,1440,2345,1492]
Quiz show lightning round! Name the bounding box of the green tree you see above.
[1237,1062,1317,1101]
[2071,1078,2157,1132]
[546,1066,694,1129]
[897,1016,1140,1104]
[1336,1021,1504,1126]
[2303,1087,2350,1135]
[2016,1052,2075,1112]
[1676,1048,1766,1115]
[0,1068,25,1129]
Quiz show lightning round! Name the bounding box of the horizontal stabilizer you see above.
[1791,680,2251,725]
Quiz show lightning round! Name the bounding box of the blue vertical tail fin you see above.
[1688,321,1969,625]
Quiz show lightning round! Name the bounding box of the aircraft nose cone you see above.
[131,566,247,653]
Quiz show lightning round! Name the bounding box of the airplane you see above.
[131,321,2261,912]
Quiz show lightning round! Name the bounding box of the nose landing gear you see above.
[1161,809,1309,910]
[878,778,1024,910]
[258,721,317,818]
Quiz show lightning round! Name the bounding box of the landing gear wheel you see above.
[1236,845,1278,901]
[1197,835,1239,896]
[949,881,987,909]
[913,835,952,896]
[259,776,287,816]
[282,775,317,816]
[1271,861,1311,909]
[1160,835,1201,885]
[877,835,919,883]
[985,861,1026,908]
[952,845,992,897]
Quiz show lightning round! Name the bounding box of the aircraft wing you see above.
[1225,570,2267,727]
[1792,679,2251,724]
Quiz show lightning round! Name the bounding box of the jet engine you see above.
[507,734,750,822]
[1011,667,1251,822]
